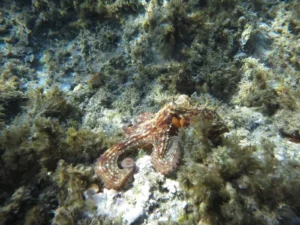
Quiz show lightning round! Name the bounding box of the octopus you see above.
[95,95,228,190]
[279,128,300,143]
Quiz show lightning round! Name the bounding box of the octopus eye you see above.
[172,117,181,128]
[172,116,188,128]
[121,157,136,169]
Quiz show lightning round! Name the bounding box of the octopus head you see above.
[174,95,191,108]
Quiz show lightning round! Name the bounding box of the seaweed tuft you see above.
[178,129,300,224]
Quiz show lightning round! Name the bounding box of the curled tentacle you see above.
[95,144,135,190]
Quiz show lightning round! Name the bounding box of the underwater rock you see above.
[86,155,187,225]
[1,0,300,224]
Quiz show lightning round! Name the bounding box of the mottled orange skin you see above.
[95,95,228,190]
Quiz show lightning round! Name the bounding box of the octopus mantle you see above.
[95,95,228,190]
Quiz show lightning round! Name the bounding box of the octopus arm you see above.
[95,143,135,190]
[151,135,182,175]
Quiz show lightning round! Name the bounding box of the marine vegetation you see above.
[178,125,300,225]
[1,0,300,224]
[0,86,109,225]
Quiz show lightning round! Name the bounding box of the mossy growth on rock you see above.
[133,0,248,99]
[26,86,81,120]
[0,83,111,224]
[51,160,97,225]
[0,119,108,224]
[30,0,145,32]
[178,127,300,225]
[232,58,281,116]
[0,73,25,126]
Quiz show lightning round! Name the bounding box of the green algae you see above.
[0,87,109,224]
[0,75,24,126]
[0,0,300,224]
[178,127,300,225]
